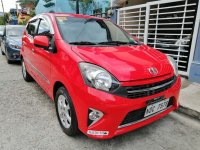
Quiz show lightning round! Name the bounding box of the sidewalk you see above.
[177,77,200,120]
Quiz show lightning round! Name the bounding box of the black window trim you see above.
[35,16,56,53]
[26,18,39,38]
[38,15,54,35]
[37,18,50,35]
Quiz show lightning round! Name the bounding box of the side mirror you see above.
[34,35,49,50]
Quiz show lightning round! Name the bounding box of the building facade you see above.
[189,21,200,83]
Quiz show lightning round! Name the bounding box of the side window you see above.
[26,20,39,36]
[38,19,49,35]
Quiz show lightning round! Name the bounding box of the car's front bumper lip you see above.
[114,104,176,138]
[118,104,173,129]
[70,75,181,139]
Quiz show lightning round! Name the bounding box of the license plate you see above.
[144,98,169,117]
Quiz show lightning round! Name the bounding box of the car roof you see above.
[6,25,25,28]
[43,13,106,20]
[6,25,25,30]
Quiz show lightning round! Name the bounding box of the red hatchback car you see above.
[21,13,181,139]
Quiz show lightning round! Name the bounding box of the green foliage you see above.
[41,0,55,8]
[18,17,29,25]
[44,2,55,8]
[0,17,5,25]
[4,13,9,23]
[29,10,36,17]
[17,0,39,7]
[69,0,97,14]
[80,0,94,14]
[0,13,10,25]
[44,0,53,3]
[16,0,37,17]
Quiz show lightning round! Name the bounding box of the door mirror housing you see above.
[34,35,49,50]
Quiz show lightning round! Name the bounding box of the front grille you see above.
[113,76,176,99]
[119,98,173,128]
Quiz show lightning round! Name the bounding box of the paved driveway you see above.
[0,54,200,150]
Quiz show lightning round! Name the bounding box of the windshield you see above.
[56,16,138,46]
[6,26,25,37]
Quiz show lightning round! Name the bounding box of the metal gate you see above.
[117,0,200,76]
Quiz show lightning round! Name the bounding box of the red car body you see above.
[21,13,181,139]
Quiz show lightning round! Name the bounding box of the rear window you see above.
[6,26,25,37]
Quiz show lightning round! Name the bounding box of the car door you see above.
[22,19,39,78]
[33,18,52,92]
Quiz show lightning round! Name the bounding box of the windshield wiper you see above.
[98,41,138,46]
[69,41,97,45]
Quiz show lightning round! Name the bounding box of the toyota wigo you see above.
[21,13,181,139]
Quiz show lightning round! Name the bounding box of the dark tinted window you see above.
[56,16,138,44]
[26,20,39,36]
[38,19,49,35]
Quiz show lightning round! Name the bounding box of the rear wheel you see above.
[22,58,33,82]
[55,87,79,136]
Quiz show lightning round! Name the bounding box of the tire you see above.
[7,58,12,64]
[5,48,12,64]
[22,58,33,82]
[1,49,5,55]
[55,87,79,136]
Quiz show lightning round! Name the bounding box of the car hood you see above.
[7,37,22,46]
[71,45,173,81]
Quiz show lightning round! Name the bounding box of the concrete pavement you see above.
[178,78,200,120]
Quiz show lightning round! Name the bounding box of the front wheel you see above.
[55,87,79,136]
[1,49,5,55]
[22,58,33,82]
[7,58,12,64]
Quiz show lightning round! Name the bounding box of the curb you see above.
[176,105,200,120]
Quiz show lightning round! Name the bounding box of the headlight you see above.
[9,42,21,49]
[167,56,178,76]
[79,62,120,92]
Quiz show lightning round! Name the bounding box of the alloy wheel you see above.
[57,95,72,129]
[22,60,27,78]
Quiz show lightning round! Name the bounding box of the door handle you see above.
[32,48,35,53]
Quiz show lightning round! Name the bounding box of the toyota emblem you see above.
[148,67,158,76]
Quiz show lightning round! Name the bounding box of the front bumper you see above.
[70,75,181,139]
[6,47,21,61]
